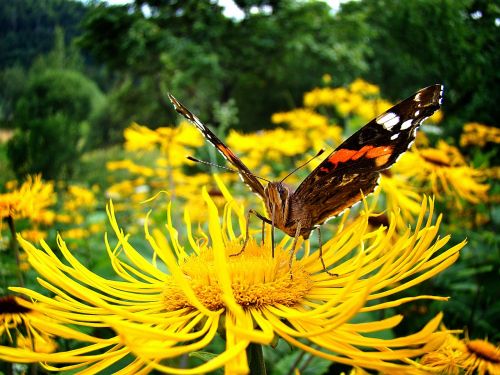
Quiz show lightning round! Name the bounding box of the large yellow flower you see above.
[2,177,465,374]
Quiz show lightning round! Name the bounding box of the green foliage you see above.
[78,0,368,133]
[0,0,87,69]
[7,69,105,179]
[335,0,500,129]
[0,143,15,186]
[0,65,27,127]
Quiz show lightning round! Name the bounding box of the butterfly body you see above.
[169,84,443,245]
[263,181,310,238]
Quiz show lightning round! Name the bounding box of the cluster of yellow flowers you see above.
[0,174,105,246]
[0,175,55,224]
[304,79,391,121]
[56,184,104,241]
[398,144,489,208]
[304,79,444,125]
[460,122,500,147]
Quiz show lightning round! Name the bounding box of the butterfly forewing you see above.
[168,94,266,197]
[292,84,443,225]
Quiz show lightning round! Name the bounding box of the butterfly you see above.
[169,84,443,271]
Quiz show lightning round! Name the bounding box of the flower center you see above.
[162,240,313,311]
[466,340,500,363]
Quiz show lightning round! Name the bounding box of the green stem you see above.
[6,215,24,286]
[247,343,266,375]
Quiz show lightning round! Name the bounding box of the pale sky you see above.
[97,0,344,19]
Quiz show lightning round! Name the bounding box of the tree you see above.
[335,0,499,130]
[0,0,87,68]
[78,0,368,132]
[8,69,105,179]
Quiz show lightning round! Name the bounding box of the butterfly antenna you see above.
[187,156,271,183]
[280,148,326,183]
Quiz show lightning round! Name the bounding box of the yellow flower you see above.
[378,172,423,224]
[1,176,465,374]
[106,177,147,200]
[349,79,380,96]
[354,98,393,122]
[0,175,55,222]
[302,80,394,123]
[226,128,310,174]
[0,296,56,354]
[393,144,490,208]
[62,185,98,212]
[322,73,332,84]
[124,122,203,152]
[271,109,343,151]
[304,86,351,108]
[271,108,330,130]
[106,159,155,177]
[17,332,58,354]
[227,128,309,158]
[20,229,47,242]
[460,340,500,375]
[419,332,500,375]
[483,166,500,180]
[124,123,161,151]
[428,109,443,124]
[55,213,72,224]
[61,227,89,240]
[460,122,500,147]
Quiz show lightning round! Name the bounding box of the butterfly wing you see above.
[293,84,443,225]
[169,94,266,197]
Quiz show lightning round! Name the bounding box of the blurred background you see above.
[0,0,498,373]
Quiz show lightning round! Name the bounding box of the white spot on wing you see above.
[415,92,423,102]
[376,112,397,125]
[400,119,413,130]
[414,110,420,117]
[390,133,399,140]
[382,115,400,130]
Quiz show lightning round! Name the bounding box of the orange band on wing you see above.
[326,145,394,169]
[366,145,393,158]
[327,149,358,164]
[351,145,374,160]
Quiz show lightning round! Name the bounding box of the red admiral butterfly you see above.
[169,85,443,270]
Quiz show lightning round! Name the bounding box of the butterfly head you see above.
[264,182,291,223]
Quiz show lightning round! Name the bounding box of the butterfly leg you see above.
[317,227,338,277]
[231,209,271,257]
[270,205,275,258]
[288,222,302,278]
